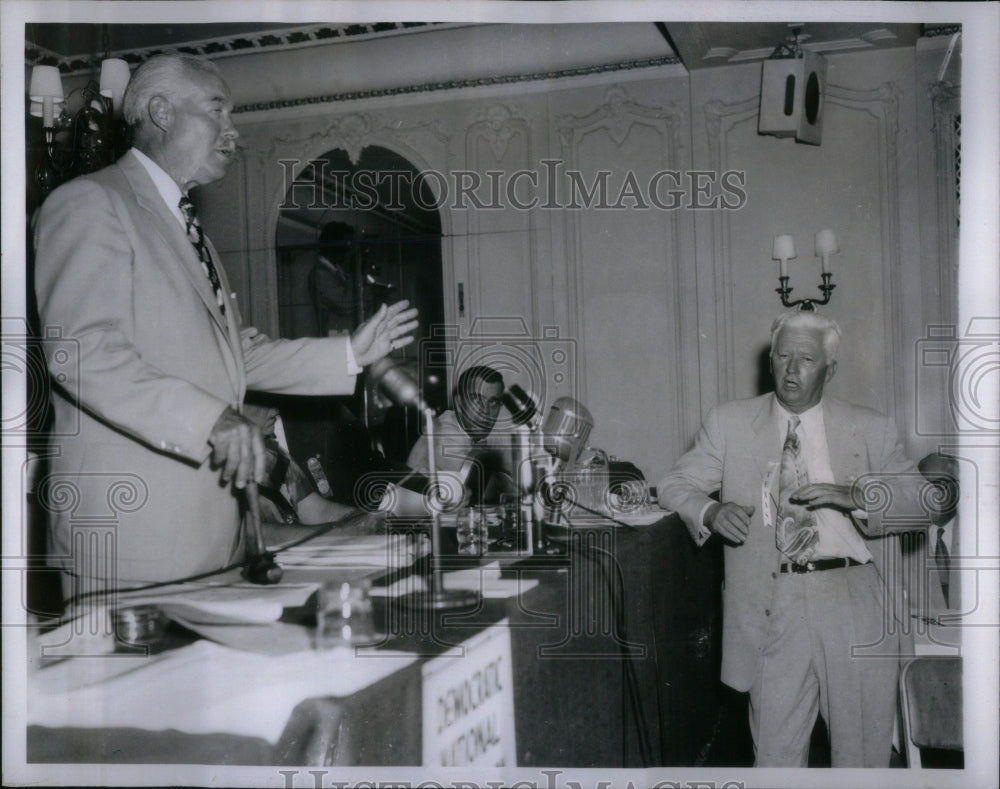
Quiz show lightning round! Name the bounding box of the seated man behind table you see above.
[657,309,924,768]
[406,365,514,504]
[905,452,961,614]
[243,405,355,525]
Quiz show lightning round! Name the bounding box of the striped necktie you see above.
[178,195,226,315]
[775,415,819,564]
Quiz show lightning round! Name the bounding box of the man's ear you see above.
[825,359,838,383]
[147,94,173,133]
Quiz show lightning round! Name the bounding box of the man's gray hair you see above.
[122,53,224,132]
[769,310,842,362]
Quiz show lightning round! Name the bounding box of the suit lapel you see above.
[823,398,864,484]
[118,152,232,339]
[204,235,247,400]
[750,394,781,482]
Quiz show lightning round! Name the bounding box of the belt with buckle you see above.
[779,557,868,574]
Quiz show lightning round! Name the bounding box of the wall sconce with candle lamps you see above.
[771,230,839,311]
[27,57,131,200]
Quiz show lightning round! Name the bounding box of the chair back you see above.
[898,656,963,767]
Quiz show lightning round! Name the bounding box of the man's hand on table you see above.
[705,501,754,545]
[207,406,266,489]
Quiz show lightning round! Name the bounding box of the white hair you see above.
[122,54,225,135]
[769,310,842,362]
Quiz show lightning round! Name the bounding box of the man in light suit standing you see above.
[657,310,923,767]
[34,54,417,596]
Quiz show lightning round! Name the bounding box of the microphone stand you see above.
[242,480,283,584]
[535,456,567,556]
[415,406,480,610]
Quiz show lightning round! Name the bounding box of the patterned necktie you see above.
[775,416,819,564]
[934,525,951,607]
[178,195,226,315]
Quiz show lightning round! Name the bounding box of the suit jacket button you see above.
[771,571,777,579]
[765,609,771,616]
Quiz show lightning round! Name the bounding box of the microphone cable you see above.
[555,507,656,766]
[61,509,376,608]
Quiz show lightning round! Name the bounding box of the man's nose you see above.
[786,355,799,373]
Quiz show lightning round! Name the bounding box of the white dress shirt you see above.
[775,401,872,563]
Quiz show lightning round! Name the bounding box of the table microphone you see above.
[542,397,594,467]
[369,357,477,609]
[368,357,430,412]
[501,384,539,428]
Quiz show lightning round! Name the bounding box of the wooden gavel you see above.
[242,480,283,584]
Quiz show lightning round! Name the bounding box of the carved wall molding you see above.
[556,85,685,427]
[469,103,529,162]
[702,94,759,405]
[557,85,681,150]
[260,110,450,166]
[827,82,904,421]
[931,81,961,324]
[462,102,536,334]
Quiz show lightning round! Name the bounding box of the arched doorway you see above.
[267,146,446,502]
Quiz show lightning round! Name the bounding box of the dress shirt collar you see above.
[934,517,955,555]
[774,398,824,435]
[131,147,185,229]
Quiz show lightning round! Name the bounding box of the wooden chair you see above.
[898,656,963,767]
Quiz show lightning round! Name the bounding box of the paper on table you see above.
[117,582,318,624]
[28,638,419,744]
[370,561,538,599]
[279,531,428,569]
[169,616,316,655]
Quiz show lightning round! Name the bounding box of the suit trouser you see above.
[749,562,899,767]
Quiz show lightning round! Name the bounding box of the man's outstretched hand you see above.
[207,406,266,489]
[350,301,419,368]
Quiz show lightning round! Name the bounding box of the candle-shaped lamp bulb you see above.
[815,229,839,274]
[772,234,796,279]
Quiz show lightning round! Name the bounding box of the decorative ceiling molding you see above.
[705,31,901,66]
[236,54,681,115]
[922,25,962,39]
[24,22,440,75]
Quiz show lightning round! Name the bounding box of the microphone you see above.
[501,384,538,428]
[542,397,594,466]
[368,357,430,412]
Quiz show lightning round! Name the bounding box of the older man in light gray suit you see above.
[34,54,417,597]
[658,310,924,767]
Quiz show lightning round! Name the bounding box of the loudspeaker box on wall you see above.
[758,50,826,145]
